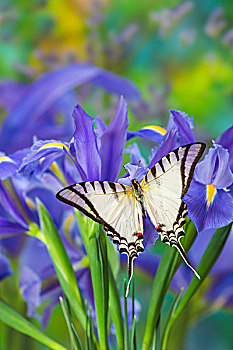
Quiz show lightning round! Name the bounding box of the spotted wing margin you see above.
[56,181,144,291]
[141,143,205,277]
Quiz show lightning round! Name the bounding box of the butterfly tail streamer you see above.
[126,256,135,297]
[174,241,201,279]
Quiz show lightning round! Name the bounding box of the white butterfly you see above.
[56,142,205,296]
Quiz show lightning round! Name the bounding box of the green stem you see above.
[142,221,198,350]
[124,279,129,350]
[161,223,232,350]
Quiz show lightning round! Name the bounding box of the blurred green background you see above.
[0,0,233,349]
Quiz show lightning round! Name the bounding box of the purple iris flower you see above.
[0,170,93,326]
[127,109,194,147]
[19,232,92,328]
[184,140,233,233]
[0,64,140,153]
[0,149,29,181]
[21,96,129,184]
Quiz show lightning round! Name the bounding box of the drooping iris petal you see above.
[127,125,166,143]
[216,125,233,171]
[169,110,195,144]
[0,254,12,281]
[99,96,129,181]
[72,105,101,181]
[20,140,68,171]
[0,64,140,153]
[0,149,29,180]
[148,129,178,168]
[184,180,233,232]
[0,217,27,236]
[0,154,17,181]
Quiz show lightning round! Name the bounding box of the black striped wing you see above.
[56,181,144,290]
[141,143,205,276]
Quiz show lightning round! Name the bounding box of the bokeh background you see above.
[0,0,233,349]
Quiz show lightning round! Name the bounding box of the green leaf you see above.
[142,221,198,350]
[77,212,124,349]
[161,288,184,341]
[124,279,129,350]
[81,219,109,349]
[37,200,86,330]
[131,279,137,350]
[59,297,84,350]
[161,223,232,350]
[108,264,124,350]
[130,316,136,350]
[0,299,66,350]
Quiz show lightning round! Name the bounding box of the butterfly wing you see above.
[56,181,144,294]
[141,142,205,276]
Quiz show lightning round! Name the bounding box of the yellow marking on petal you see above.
[50,162,67,186]
[39,142,66,151]
[207,184,216,206]
[25,197,36,210]
[143,125,167,135]
[64,214,74,233]
[0,156,15,164]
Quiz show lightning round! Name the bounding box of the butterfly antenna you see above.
[125,256,134,297]
[123,165,130,178]
[134,160,141,179]
[175,241,200,279]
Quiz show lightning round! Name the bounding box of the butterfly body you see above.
[56,142,206,295]
[131,179,147,217]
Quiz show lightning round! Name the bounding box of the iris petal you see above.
[148,129,177,168]
[127,126,166,143]
[194,147,217,185]
[169,110,195,144]
[0,149,29,180]
[195,144,233,188]
[72,105,101,181]
[99,96,129,181]
[184,180,233,232]
[216,125,233,171]
[212,145,233,189]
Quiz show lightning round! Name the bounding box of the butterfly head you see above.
[131,178,140,189]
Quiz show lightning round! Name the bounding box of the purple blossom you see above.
[19,235,92,328]
[22,96,129,182]
[184,138,233,232]
[0,149,29,180]
[0,64,140,153]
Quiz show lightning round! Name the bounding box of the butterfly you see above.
[56,142,206,296]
